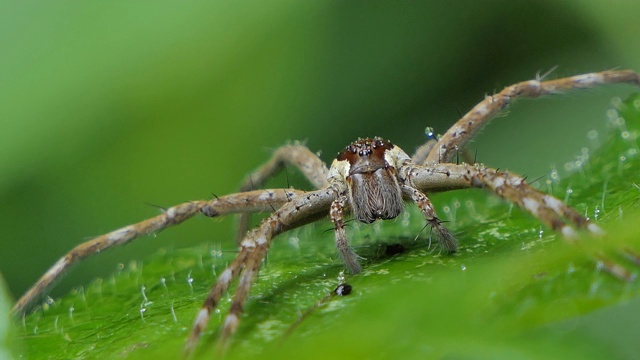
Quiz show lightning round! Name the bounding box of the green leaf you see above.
[16,94,640,359]
[1,273,19,360]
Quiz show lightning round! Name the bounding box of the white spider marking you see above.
[195,308,209,324]
[561,226,578,239]
[107,227,133,242]
[241,238,256,248]
[218,269,232,285]
[588,223,605,235]
[256,236,267,246]
[572,73,603,85]
[258,191,274,201]
[474,103,491,117]
[522,197,539,214]
[492,177,505,189]
[383,145,411,168]
[543,195,564,215]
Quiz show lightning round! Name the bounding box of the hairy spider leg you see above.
[423,69,640,164]
[236,143,329,241]
[401,185,457,252]
[12,189,304,316]
[330,195,362,274]
[404,163,603,237]
[185,187,338,356]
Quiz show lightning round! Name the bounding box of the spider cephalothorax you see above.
[12,69,640,356]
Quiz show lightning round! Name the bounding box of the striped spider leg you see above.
[13,69,639,357]
[11,189,308,316]
[413,69,640,164]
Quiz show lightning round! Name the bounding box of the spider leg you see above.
[13,189,303,316]
[12,200,206,315]
[237,143,330,241]
[185,187,337,355]
[467,165,602,237]
[216,235,266,353]
[330,195,361,274]
[401,185,457,252]
[422,69,640,164]
[411,138,437,164]
[405,163,602,237]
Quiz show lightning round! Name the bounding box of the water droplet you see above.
[425,126,435,139]
[187,271,194,292]
[564,187,573,203]
[611,96,623,108]
[563,161,575,172]
[587,129,599,141]
[574,159,583,168]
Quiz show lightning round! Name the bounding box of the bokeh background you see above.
[2,1,639,302]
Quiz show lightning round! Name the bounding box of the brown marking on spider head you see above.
[336,138,404,223]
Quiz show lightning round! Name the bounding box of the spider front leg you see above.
[236,143,329,241]
[185,187,337,356]
[420,69,640,164]
[401,185,457,252]
[405,163,602,236]
[330,195,362,274]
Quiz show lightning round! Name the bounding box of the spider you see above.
[12,69,640,356]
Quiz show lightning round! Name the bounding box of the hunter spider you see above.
[13,69,640,355]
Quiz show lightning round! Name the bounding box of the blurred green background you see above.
[1,0,639,305]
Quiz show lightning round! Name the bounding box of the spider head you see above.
[333,137,409,223]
